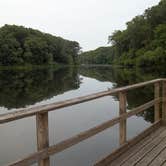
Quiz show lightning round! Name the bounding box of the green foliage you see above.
[153,24,166,48]
[79,46,115,64]
[80,0,166,67]
[0,25,80,66]
[136,47,166,66]
[0,67,79,108]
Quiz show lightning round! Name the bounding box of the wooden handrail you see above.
[0,78,165,124]
[1,78,166,166]
[8,98,161,166]
[94,120,162,166]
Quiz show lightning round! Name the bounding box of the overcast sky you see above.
[0,0,160,51]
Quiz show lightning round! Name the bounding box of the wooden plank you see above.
[121,126,166,166]
[162,81,166,125]
[119,91,127,145]
[0,79,163,124]
[2,79,165,166]
[36,113,50,166]
[0,95,160,127]
[134,136,166,166]
[94,121,161,166]
[123,98,160,120]
[148,146,166,166]
[8,112,161,166]
[108,126,166,166]
[155,82,160,122]
[113,78,163,92]
[161,161,166,166]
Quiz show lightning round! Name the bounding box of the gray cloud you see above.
[0,0,160,51]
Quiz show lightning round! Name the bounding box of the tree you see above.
[80,0,166,67]
[0,25,80,66]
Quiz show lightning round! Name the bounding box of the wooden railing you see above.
[1,78,166,166]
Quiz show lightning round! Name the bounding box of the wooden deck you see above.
[1,78,166,166]
[96,125,166,166]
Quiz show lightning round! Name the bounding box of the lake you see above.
[0,66,165,166]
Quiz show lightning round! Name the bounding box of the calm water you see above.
[0,66,165,166]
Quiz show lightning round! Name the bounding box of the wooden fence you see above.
[0,78,166,166]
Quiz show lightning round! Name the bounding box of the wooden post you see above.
[154,82,160,122]
[36,112,50,166]
[119,91,127,145]
[162,81,166,125]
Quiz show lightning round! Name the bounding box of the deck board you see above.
[97,126,166,166]
[149,147,166,166]
[161,161,166,166]
[109,126,166,166]
[119,127,166,166]
[134,136,166,166]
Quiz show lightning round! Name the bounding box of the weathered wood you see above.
[94,121,162,166]
[121,128,166,166]
[0,79,163,124]
[8,99,160,166]
[119,91,127,145]
[3,78,166,166]
[36,113,50,166]
[133,136,166,166]
[155,82,160,122]
[160,160,166,166]
[122,98,160,120]
[109,125,166,166]
[107,126,166,166]
[162,81,166,124]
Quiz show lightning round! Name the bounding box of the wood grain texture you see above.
[133,136,166,166]
[94,121,162,166]
[107,126,166,166]
[8,99,161,166]
[36,113,50,166]
[160,160,166,166]
[162,81,166,124]
[121,129,166,166]
[3,78,166,166]
[119,91,127,145]
[155,82,160,122]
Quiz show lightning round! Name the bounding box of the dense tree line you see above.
[80,0,166,67]
[79,47,114,64]
[0,25,80,66]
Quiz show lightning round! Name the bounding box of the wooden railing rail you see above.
[1,78,165,166]
[0,78,164,124]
